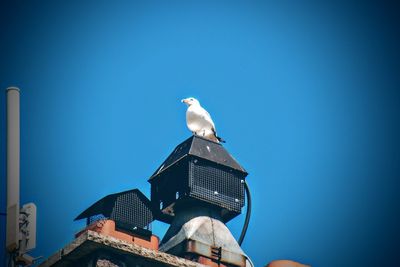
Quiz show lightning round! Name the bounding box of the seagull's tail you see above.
[216,135,226,143]
[211,127,226,143]
[205,132,226,143]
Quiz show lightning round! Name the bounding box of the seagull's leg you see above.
[202,129,206,136]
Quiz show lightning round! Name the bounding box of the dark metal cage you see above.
[149,136,248,223]
[75,189,154,236]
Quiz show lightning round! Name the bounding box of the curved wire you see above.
[238,179,252,246]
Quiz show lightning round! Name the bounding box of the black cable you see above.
[238,179,251,246]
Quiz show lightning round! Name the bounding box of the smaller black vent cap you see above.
[74,188,153,223]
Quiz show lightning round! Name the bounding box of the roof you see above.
[74,189,152,221]
[38,230,207,267]
[149,136,247,181]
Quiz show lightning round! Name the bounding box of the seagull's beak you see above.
[181,98,188,104]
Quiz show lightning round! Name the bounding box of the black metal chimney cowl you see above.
[149,136,250,266]
[148,135,248,224]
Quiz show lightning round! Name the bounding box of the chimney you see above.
[149,136,250,267]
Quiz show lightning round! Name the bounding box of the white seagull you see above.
[181,97,225,143]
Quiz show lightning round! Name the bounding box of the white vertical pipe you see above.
[6,87,20,251]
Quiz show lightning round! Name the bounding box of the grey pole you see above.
[6,87,20,253]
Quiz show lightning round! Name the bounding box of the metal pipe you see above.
[6,87,20,252]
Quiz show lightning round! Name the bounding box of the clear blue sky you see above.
[1,1,399,266]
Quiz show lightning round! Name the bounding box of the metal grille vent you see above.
[111,192,153,230]
[189,159,244,213]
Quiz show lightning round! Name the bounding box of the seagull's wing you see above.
[199,106,225,143]
[199,106,216,129]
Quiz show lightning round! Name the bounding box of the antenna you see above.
[5,87,37,266]
[6,87,20,252]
